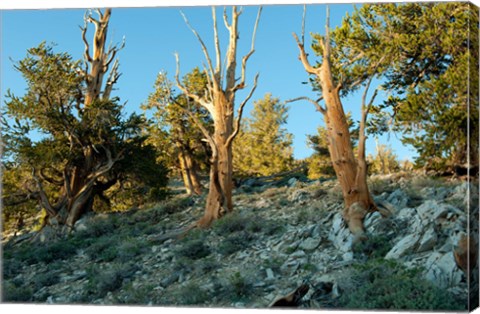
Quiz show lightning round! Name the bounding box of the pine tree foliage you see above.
[305,126,334,180]
[340,3,479,171]
[2,39,168,230]
[367,143,400,175]
[142,68,212,195]
[233,94,294,177]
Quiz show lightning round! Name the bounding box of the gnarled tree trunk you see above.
[34,9,124,231]
[176,6,261,227]
[177,145,203,196]
[292,7,381,239]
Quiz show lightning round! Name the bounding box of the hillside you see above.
[2,173,478,310]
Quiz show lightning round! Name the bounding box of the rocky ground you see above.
[2,172,478,310]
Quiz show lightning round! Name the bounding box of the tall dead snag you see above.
[81,9,124,105]
[291,7,383,239]
[176,6,261,227]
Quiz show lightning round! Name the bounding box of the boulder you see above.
[386,189,409,209]
[328,213,353,252]
[288,177,299,187]
[385,234,421,259]
[416,200,459,221]
[417,227,437,252]
[299,237,321,252]
[424,252,462,288]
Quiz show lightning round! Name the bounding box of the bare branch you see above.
[223,7,231,30]
[105,36,126,68]
[293,33,319,75]
[339,51,365,68]
[172,100,215,151]
[324,5,331,60]
[103,58,121,99]
[233,6,262,92]
[80,14,92,63]
[31,168,58,218]
[174,53,214,115]
[301,4,306,46]
[285,95,326,115]
[226,73,259,148]
[180,11,216,85]
[212,7,222,79]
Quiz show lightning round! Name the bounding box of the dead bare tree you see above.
[175,6,262,227]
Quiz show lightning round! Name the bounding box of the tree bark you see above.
[176,6,261,228]
[178,148,203,196]
[293,7,377,239]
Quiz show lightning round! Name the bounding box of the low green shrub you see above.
[2,280,33,302]
[175,282,210,305]
[352,235,393,259]
[226,272,253,302]
[337,259,466,311]
[175,230,211,260]
[217,231,253,256]
[33,271,61,290]
[83,263,139,301]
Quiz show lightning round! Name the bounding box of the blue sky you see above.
[1,3,418,161]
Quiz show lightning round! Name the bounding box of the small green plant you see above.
[227,272,252,301]
[85,236,119,262]
[117,283,157,305]
[352,235,393,259]
[337,259,466,310]
[116,237,148,262]
[302,263,318,272]
[212,212,249,234]
[194,256,219,274]
[176,282,210,305]
[33,271,61,290]
[217,232,253,256]
[83,263,139,300]
[2,280,34,302]
[175,230,211,260]
[262,256,285,273]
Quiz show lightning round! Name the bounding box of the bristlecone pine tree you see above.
[234,93,294,177]
[143,68,211,196]
[2,9,168,235]
[291,6,390,239]
[175,6,262,227]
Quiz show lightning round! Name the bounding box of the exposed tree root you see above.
[270,283,310,307]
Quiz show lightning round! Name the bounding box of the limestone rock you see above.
[424,252,462,288]
[299,237,321,252]
[385,234,420,259]
[417,227,437,252]
[328,213,353,253]
[386,189,409,209]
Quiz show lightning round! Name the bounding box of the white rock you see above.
[385,234,420,259]
[266,268,275,280]
[387,189,409,209]
[417,200,459,221]
[417,227,437,252]
[328,213,354,252]
[288,177,298,187]
[299,237,321,252]
[364,211,382,231]
[342,252,354,262]
[424,252,462,288]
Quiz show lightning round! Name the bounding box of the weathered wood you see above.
[176,6,262,227]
